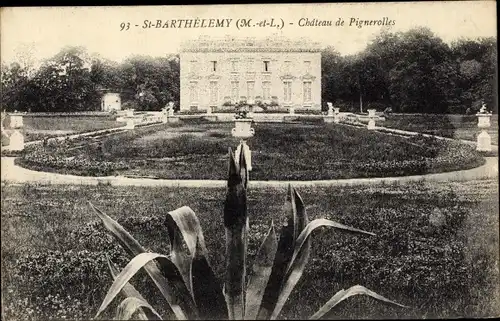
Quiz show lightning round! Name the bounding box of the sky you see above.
[0,2,497,66]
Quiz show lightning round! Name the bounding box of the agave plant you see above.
[90,143,408,320]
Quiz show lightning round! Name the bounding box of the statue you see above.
[327,102,334,116]
[167,101,175,117]
[479,102,489,114]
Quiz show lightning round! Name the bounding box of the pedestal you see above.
[333,108,340,123]
[125,118,135,129]
[126,109,134,117]
[367,119,376,130]
[477,130,492,152]
[232,119,254,138]
[289,107,295,115]
[476,113,492,151]
[8,130,24,151]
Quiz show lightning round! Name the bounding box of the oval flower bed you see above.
[15,122,485,180]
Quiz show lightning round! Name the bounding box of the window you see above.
[231,81,239,102]
[283,81,292,102]
[304,61,311,73]
[231,60,239,72]
[284,61,291,73]
[246,58,254,71]
[247,81,255,101]
[190,60,198,73]
[263,60,270,72]
[211,61,217,72]
[209,81,218,104]
[189,82,198,103]
[262,81,271,100]
[303,81,312,102]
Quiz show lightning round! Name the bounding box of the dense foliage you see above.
[2,180,498,319]
[1,28,496,114]
[321,28,496,113]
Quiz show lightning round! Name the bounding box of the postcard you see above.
[1,2,498,320]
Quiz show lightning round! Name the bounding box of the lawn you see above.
[16,121,485,180]
[1,179,498,320]
[21,115,126,142]
[383,113,498,145]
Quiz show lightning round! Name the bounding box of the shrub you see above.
[90,144,408,320]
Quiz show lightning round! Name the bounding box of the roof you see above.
[180,35,322,53]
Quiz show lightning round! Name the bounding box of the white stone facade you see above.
[180,36,322,112]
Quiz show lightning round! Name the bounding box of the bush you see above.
[121,100,138,111]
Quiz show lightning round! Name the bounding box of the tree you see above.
[119,55,180,111]
[451,37,497,113]
[1,62,31,111]
[387,27,456,113]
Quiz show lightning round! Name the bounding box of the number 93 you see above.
[120,22,130,31]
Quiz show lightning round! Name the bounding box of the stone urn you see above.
[126,109,135,117]
[232,118,255,139]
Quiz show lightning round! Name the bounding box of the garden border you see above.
[1,156,497,188]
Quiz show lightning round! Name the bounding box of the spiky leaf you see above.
[245,221,278,320]
[115,296,163,320]
[166,206,227,319]
[97,252,193,320]
[310,285,409,320]
[258,186,309,319]
[224,147,249,320]
[107,256,150,320]
[270,219,375,319]
[91,204,195,320]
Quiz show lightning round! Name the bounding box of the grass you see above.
[384,113,498,145]
[17,121,485,180]
[1,180,498,320]
[21,115,126,142]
